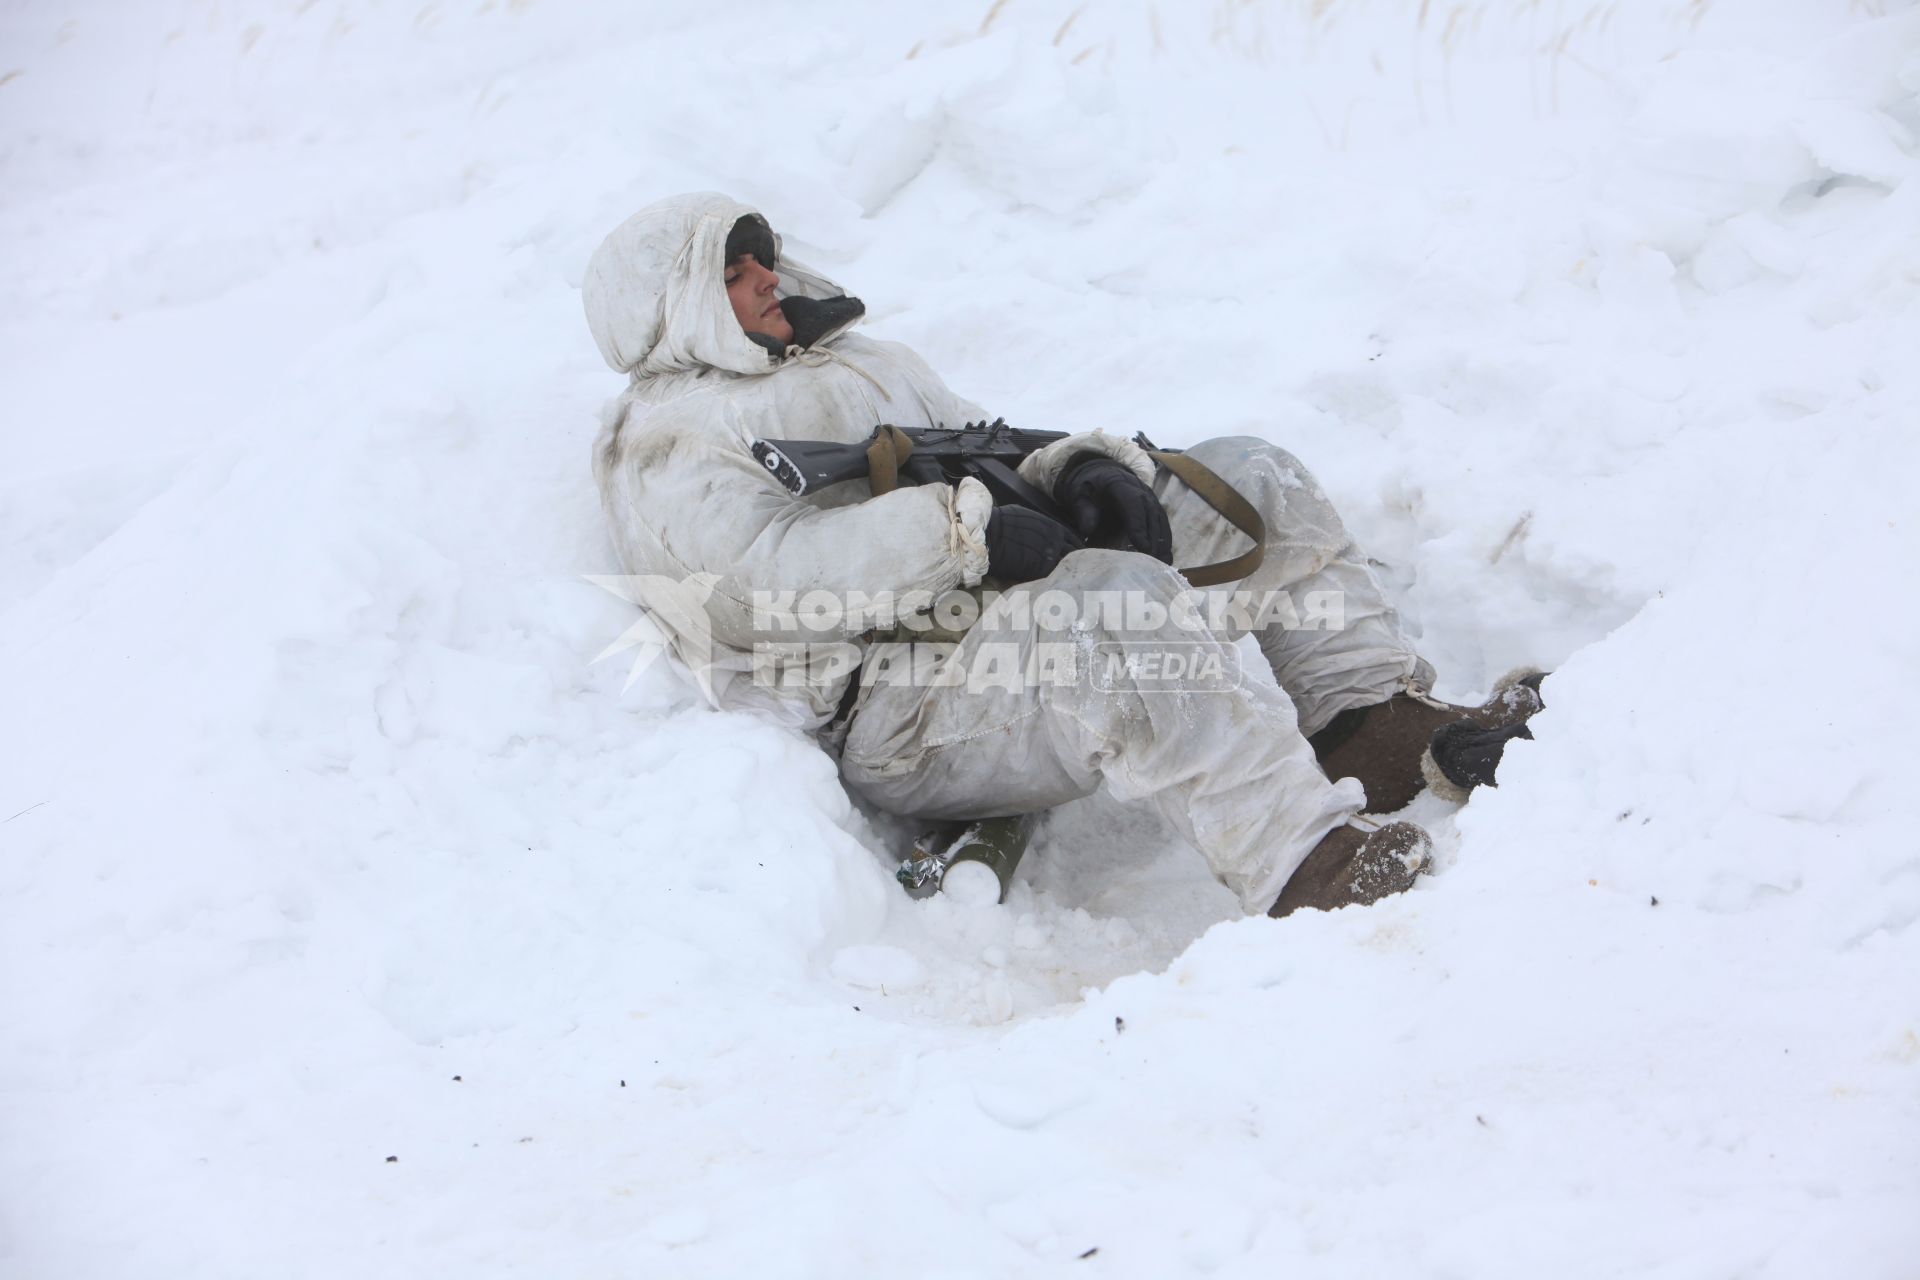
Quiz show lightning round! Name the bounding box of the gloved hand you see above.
[985,506,1086,584]
[1055,454,1173,563]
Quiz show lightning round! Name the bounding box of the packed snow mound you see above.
[2,2,1917,1276]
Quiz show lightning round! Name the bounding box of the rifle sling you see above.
[865,428,1265,588]
[865,425,915,497]
[1146,450,1266,587]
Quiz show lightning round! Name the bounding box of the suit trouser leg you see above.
[1153,435,1431,736]
[839,550,1364,913]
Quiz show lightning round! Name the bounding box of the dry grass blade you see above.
[1053,4,1084,47]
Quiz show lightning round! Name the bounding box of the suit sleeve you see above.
[601,406,993,646]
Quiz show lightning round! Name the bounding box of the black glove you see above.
[1055,454,1173,563]
[985,506,1086,584]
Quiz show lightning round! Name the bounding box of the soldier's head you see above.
[723,214,793,347]
[583,193,860,381]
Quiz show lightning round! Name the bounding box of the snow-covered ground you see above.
[3,1,1917,1275]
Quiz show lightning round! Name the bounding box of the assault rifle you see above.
[750,419,1153,523]
[749,419,1265,588]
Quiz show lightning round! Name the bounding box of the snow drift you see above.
[2,1,1916,1275]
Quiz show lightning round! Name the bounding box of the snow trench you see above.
[3,3,1917,1276]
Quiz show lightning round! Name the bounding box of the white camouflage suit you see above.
[584,193,1429,912]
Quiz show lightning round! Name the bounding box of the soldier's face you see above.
[726,253,794,346]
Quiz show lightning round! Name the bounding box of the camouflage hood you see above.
[581,191,855,392]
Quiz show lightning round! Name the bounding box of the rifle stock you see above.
[748,435,885,496]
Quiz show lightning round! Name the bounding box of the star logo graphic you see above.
[584,572,722,699]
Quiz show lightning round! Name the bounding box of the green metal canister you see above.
[895,813,1035,905]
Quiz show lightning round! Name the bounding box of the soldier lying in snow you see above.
[581,192,1542,917]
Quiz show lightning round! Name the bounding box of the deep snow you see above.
[2,1,1917,1276]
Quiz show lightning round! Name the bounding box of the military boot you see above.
[1424,718,1536,801]
[1268,820,1433,919]
[1308,671,1546,813]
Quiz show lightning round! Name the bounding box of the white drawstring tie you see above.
[789,343,892,402]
